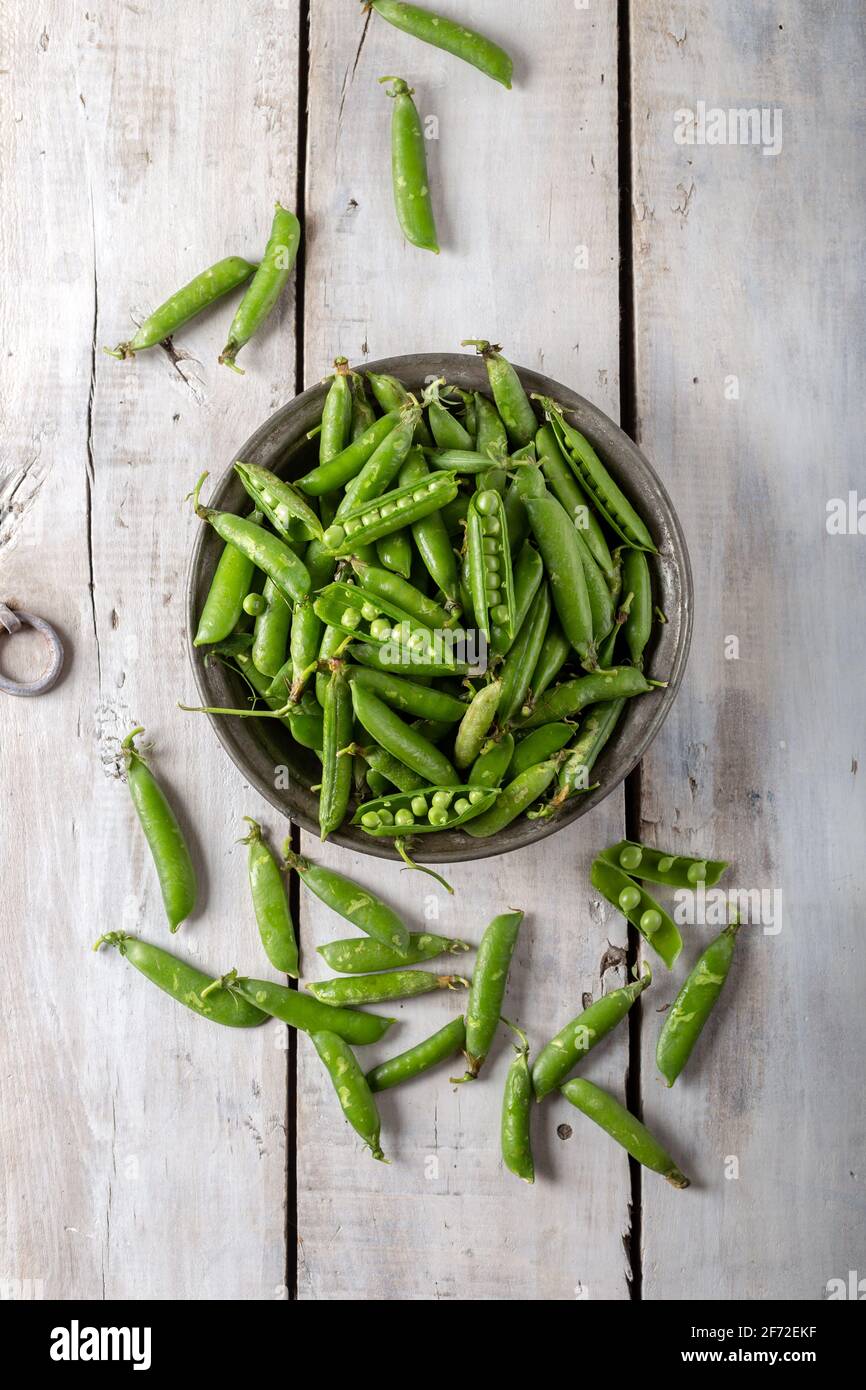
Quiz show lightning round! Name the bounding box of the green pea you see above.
[369,617,392,640]
[361,811,381,828]
[395,808,414,827]
[429,806,448,826]
[483,537,498,554]
[657,855,675,872]
[275,503,291,529]
[323,525,345,548]
[431,790,453,809]
[411,795,428,817]
[468,789,485,804]
[454,798,470,816]
[687,861,708,884]
[619,845,643,872]
[640,909,662,935]
[378,809,394,826]
[243,592,266,616]
[475,490,498,515]
[361,602,380,621]
[490,603,510,625]
[619,884,642,913]
[340,606,361,629]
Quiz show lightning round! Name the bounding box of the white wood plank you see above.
[630,1,866,1297]
[0,0,299,1299]
[298,0,633,1300]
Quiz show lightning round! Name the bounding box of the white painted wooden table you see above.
[2,1,863,1301]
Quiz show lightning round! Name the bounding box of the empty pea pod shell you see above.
[318,932,471,974]
[590,856,682,968]
[352,784,499,835]
[656,920,741,1086]
[366,1016,467,1093]
[531,970,651,1101]
[599,840,729,889]
[306,971,469,1007]
[560,1078,690,1188]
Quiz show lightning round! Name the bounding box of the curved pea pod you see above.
[520,664,661,729]
[319,662,353,840]
[491,539,543,655]
[296,412,399,496]
[348,639,470,679]
[234,460,323,543]
[311,1030,386,1162]
[561,1078,689,1188]
[375,529,412,578]
[104,256,257,359]
[313,579,435,651]
[93,934,267,1028]
[468,732,515,789]
[398,448,461,603]
[531,969,651,1101]
[252,578,292,678]
[524,494,593,661]
[463,758,560,837]
[283,848,411,958]
[372,2,513,88]
[359,742,426,793]
[536,424,615,583]
[501,1023,534,1183]
[192,472,311,604]
[240,819,298,977]
[656,921,741,1086]
[307,971,469,1007]
[337,402,421,517]
[544,699,625,809]
[590,856,682,968]
[454,679,501,769]
[219,204,300,371]
[507,722,574,781]
[367,1016,467,1093]
[121,729,196,933]
[323,471,458,555]
[347,666,466,723]
[319,932,471,974]
[353,784,499,835]
[426,381,474,450]
[350,684,458,785]
[498,583,551,725]
[600,840,729,889]
[462,341,536,445]
[456,910,524,1079]
[466,487,515,642]
[621,546,653,667]
[224,974,394,1044]
[535,396,657,552]
[349,557,452,630]
[194,535,259,646]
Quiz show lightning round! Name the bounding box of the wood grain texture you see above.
[629,0,866,1298]
[297,0,632,1301]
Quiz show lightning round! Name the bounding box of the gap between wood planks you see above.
[286,0,644,1301]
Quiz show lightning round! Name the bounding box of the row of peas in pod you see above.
[102,732,740,1179]
[183,341,667,872]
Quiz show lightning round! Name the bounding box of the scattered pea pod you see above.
[656,920,741,1086]
[105,255,257,359]
[311,1030,386,1161]
[283,847,411,957]
[93,933,266,1028]
[353,784,498,835]
[380,77,439,254]
[501,1022,535,1184]
[561,1078,690,1188]
[307,971,469,1007]
[224,972,395,1045]
[366,1016,467,1093]
[371,2,513,88]
[599,840,729,888]
[455,909,523,1079]
[318,932,470,974]
[240,818,298,977]
[220,203,300,372]
[590,856,683,968]
[121,728,197,933]
[532,969,651,1100]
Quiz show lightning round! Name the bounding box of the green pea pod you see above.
[441,492,470,537]
[367,1016,467,1093]
[536,396,657,552]
[573,528,615,654]
[220,204,300,372]
[600,841,728,889]
[590,856,682,968]
[474,392,508,462]
[323,472,458,555]
[319,662,354,840]
[296,412,399,496]
[314,579,435,651]
[337,402,420,517]
[507,722,574,782]
[305,537,338,589]
[525,494,593,661]
[656,921,741,1086]
[366,371,434,445]
[320,357,354,463]
[93,933,266,1027]
[192,472,311,604]
[347,666,466,723]
[456,910,524,1078]
[376,530,412,577]
[366,769,390,796]
[561,1078,689,1188]
[536,424,614,583]
[526,619,571,708]
[426,380,474,450]
[454,680,502,769]
[371,2,513,88]
[234,460,323,543]
[498,583,551,725]
[520,664,661,729]
[463,758,560,837]
[121,729,197,933]
[350,372,377,440]
[595,589,630,669]
[349,639,470,679]
[425,448,513,474]
[226,973,395,1044]
[311,1030,386,1161]
[467,487,515,642]
[468,732,515,788]
[622,546,653,667]
[252,578,292,678]
[105,256,257,359]
[350,556,452,630]
[501,1023,534,1183]
[462,341,536,446]
[532,969,651,1100]
[350,683,458,784]
[545,699,625,808]
[277,595,322,701]
[193,526,261,646]
[315,623,348,705]
[318,932,471,974]
[398,448,460,602]
[490,539,543,655]
[240,819,298,977]
[381,77,439,254]
[353,783,498,835]
[359,742,426,793]
[307,971,469,1007]
[284,847,411,956]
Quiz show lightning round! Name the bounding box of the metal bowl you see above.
[186,353,692,862]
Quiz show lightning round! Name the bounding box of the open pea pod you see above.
[234,460,323,542]
[590,856,682,968]
[466,487,515,643]
[352,784,499,835]
[322,471,458,554]
[599,840,729,889]
[313,580,436,650]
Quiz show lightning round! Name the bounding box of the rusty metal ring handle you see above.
[0,604,64,696]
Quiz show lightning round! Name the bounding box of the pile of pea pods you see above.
[184,342,668,859]
[98,737,740,1182]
